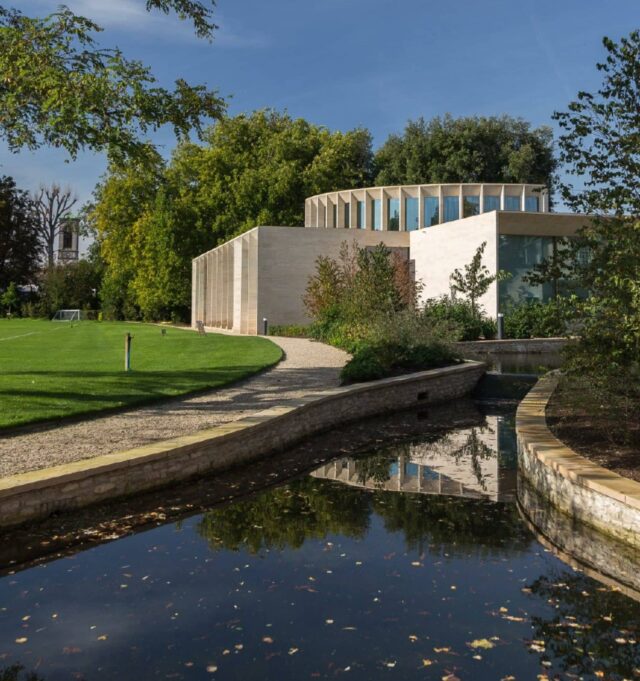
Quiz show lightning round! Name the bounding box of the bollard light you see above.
[497,313,504,340]
[263,317,268,335]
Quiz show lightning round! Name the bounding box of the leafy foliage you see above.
[38,260,102,318]
[374,114,556,192]
[422,297,491,342]
[304,241,459,382]
[93,111,374,320]
[548,32,640,379]
[0,5,225,163]
[502,299,566,339]
[0,175,41,290]
[449,241,510,319]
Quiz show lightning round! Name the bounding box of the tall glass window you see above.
[504,195,521,211]
[423,196,439,227]
[463,195,480,217]
[443,196,459,222]
[483,195,500,212]
[356,200,364,229]
[371,199,381,231]
[344,203,350,228]
[405,197,419,231]
[525,196,539,212]
[331,204,337,228]
[498,235,554,309]
[387,198,400,231]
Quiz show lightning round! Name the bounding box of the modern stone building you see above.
[192,183,588,333]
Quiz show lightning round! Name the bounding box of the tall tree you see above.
[0,4,224,163]
[94,111,374,320]
[0,175,41,290]
[374,114,556,192]
[33,184,78,266]
[550,30,640,376]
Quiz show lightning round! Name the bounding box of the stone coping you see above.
[516,374,640,546]
[0,361,485,528]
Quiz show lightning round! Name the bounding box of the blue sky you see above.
[2,0,639,207]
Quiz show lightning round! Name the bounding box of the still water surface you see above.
[1,403,639,681]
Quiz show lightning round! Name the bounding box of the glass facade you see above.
[498,235,555,309]
[371,199,381,230]
[443,196,459,222]
[405,197,419,231]
[525,196,539,212]
[356,200,364,229]
[504,195,521,211]
[463,195,480,217]
[387,198,400,231]
[344,203,350,228]
[332,203,337,228]
[483,195,500,212]
[423,196,439,227]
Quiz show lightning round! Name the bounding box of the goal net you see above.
[52,309,82,322]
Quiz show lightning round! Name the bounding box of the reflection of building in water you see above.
[311,416,517,502]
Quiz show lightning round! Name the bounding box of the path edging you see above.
[516,373,640,548]
[0,361,485,529]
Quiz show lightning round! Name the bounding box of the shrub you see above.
[503,299,566,339]
[341,340,461,384]
[268,324,310,338]
[422,297,491,341]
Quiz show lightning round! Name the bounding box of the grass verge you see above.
[0,320,282,429]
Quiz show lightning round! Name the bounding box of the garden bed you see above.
[546,376,640,483]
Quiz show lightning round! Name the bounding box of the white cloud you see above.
[23,0,269,47]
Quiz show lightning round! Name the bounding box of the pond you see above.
[1,402,639,681]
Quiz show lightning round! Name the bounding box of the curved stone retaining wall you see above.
[516,374,640,548]
[0,362,485,529]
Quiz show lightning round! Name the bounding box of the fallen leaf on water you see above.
[408,635,418,642]
[434,647,450,653]
[385,661,396,668]
[422,659,433,667]
[288,647,299,656]
[468,639,495,650]
[97,635,108,641]
[15,638,27,644]
[262,637,273,644]
[206,665,217,673]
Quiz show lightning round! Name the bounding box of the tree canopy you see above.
[92,110,374,320]
[0,176,41,290]
[374,114,556,190]
[0,4,224,163]
[548,31,640,378]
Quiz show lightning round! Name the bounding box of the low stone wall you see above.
[518,477,640,602]
[0,362,485,529]
[516,374,640,548]
[457,338,569,354]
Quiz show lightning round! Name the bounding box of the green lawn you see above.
[0,319,282,429]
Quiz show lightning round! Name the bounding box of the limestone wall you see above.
[516,374,640,548]
[0,362,484,529]
[410,212,499,316]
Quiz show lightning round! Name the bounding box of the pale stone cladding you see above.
[192,226,409,332]
[409,211,589,318]
[305,183,549,230]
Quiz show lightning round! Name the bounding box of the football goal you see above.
[52,309,82,322]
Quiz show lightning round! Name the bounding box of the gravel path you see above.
[0,336,349,478]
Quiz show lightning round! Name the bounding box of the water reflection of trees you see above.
[197,477,530,557]
[0,665,44,681]
[528,571,640,680]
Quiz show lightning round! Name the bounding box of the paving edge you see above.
[0,361,485,529]
[516,374,640,548]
